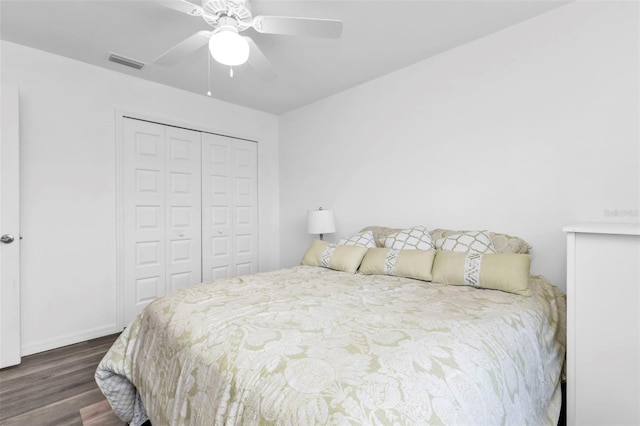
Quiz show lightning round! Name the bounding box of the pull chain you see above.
[207,52,212,96]
[230,67,234,78]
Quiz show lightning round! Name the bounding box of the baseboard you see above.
[21,324,120,356]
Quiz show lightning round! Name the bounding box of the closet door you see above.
[165,127,202,293]
[122,118,201,325]
[202,134,257,282]
[231,140,258,276]
[202,135,232,280]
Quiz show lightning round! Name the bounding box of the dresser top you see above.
[563,222,640,236]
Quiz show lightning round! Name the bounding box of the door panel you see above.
[0,84,20,368]
[123,119,203,324]
[202,134,233,282]
[165,127,201,293]
[232,141,258,276]
[124,119,166,324]
[201,135,257,281]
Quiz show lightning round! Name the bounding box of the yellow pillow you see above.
[359,248,436,282]
[301,240,368,273]
[432,251,531,296]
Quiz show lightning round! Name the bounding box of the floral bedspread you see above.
[96,265,566,425]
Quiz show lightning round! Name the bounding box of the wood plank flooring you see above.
[0,333,125,425]
[1,332,565,425]
[79,399,125,425]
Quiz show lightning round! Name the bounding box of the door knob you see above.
[1,234,15,244]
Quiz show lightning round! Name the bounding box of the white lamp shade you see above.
[209,28,250,66]
[307,209,336,235]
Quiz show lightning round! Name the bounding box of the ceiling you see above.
[0,0,569,115]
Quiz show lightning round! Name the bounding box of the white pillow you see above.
[336,230,377,248]
[383,226,434,250]
[434,230,496,254]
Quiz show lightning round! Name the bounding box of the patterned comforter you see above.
[96,265,566,425]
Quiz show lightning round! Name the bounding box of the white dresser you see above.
[564,223,640,426]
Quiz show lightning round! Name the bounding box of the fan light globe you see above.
[209,28,250,66]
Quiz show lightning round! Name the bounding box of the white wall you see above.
[1,41,280,355]
[279,1,639,292]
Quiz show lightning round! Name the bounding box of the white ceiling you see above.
[0,0,569,114]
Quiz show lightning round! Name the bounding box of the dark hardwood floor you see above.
[0,333,124,425]
[1,332,565,425]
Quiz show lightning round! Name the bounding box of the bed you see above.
[96,227,566,425]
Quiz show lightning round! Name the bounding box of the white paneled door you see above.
[229,139,258,276]
[0,84,21,368]
[165,127,202,293]
[121,118,257,326]
[202,134,258,281]
[122,118,202,325]
[201,135,232,279]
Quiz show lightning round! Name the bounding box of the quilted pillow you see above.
[301,240,368,273]
[363,226,531,254]
[359,248,436,282]
[434,230,496,254]
[360,226,402,248]
[336,230,377,248]
[383,226,434,250]
[430,228,531,254]
[431,250,531,296]
[489,232,532,254]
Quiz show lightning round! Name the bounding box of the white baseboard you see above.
[20,324,121,356]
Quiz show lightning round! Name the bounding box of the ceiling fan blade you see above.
[157,0,203,16]
[252,16,343,38]
[153,30,211,66]
[245,37,277,81]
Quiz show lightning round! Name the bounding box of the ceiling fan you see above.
[155,0,343,79]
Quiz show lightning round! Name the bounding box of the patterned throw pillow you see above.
[301,240,368,273]
[364,226,531,253]
[430,228,531,254]
[431,251,531,296]
[434,230,496,254]
[489,232,532,254]
[383,226,434,250]
[359,248,436,282]
[359,226,402,247]
[336,230,377,248]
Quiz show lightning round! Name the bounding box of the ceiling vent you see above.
[108,52,145,70]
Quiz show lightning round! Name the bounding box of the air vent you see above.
[108,52,145,70]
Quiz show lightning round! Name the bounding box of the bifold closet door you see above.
[123,118,202,325]
[202,133,258,281]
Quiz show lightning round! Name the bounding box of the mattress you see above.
[96,265,566,425]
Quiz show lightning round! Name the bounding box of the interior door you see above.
[0,84,21,368]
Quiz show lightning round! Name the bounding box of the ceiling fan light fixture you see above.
[209,26,250,66]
